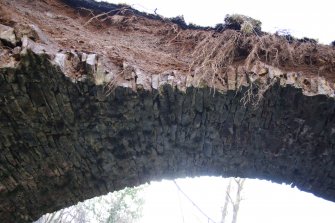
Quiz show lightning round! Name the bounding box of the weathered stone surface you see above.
[0,51,335,223]
[0,24,16,45]
[14,24,46,44]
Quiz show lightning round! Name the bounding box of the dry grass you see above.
[70,4,335,93]
[160,22,335,106]
[189,30,242,82]
[164,24,335,87]
[79,6,136,29]
[7,0,333,98]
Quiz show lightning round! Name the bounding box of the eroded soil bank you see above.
[1,0,334,94]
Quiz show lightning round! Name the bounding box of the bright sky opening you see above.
[141,177,335,223]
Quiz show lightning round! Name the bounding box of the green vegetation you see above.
[224,14,262,34]
[34,186,145,223]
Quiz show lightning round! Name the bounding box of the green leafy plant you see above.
[224,14,262,34]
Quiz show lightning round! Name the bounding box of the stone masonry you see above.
[0,50,335,222]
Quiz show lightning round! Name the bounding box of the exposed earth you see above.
[1,0,335,87]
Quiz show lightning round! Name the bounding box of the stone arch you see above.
[0,52,334,222]
[0,0,335,222]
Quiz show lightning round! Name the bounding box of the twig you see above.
[175,184,185,223]
[83,10,113,27]
[173,180,217,223]
[82,6,132,27]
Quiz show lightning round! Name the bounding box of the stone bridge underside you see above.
[0,0,335,222]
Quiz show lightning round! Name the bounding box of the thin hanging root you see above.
[240,77,278,108]
[82,7,131,27]
[240,85,253,107]
[187,31,242,88]
[78,7,95,17]
[243,34,305,67]
[83,10,114,27]
[167,29,183,45]
[105,70,124,96]
[245,42,260,69]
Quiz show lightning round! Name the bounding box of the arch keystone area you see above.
[0,0,335,222]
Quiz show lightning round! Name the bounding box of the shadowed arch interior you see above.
[1,52,334,222]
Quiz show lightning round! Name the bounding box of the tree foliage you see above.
[34,186,145,223]
[105,187,144,223]
[224,14,262,34]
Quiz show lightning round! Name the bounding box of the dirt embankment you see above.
[0,0,334,96]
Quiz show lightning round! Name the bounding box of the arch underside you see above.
[0,53,335,222]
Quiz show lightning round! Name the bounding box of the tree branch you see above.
[173,180,217,223]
